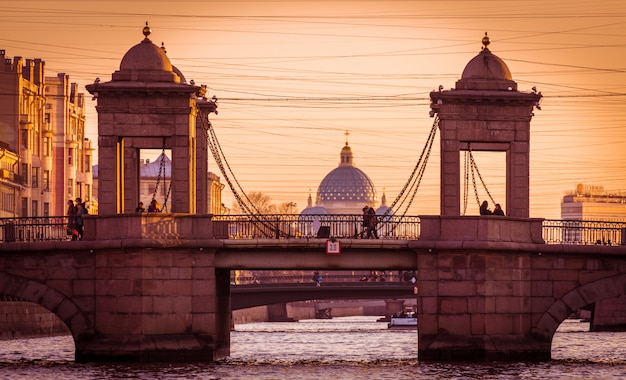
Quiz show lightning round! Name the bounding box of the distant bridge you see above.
[230,282,416,310]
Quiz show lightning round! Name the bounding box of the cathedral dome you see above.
[315,140,376,213]
[317,167,376,204]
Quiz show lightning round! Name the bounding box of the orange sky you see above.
[2,0,626,218]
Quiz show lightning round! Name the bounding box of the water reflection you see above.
[0,317,625,380]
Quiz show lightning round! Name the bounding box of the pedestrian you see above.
[148,199,160,212]
[493,203,505,216]
[75,202,85,240]
[66,200,77,240]
[313,271,322,286]
[135,202,145,213]
[361,206,370,238]
[479,200,492,215]
[367,206,379,239]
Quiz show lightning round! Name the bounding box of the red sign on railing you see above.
[326,240,341,254]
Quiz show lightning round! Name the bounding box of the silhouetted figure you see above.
[313,271,322,286]
[479,200,492,215]
[493,203,505,216]
[66,200,77,240]
[360,206,370,238]
[135,202,145,213]
[75,201,86,240]
[366,206,379,239]
[148,199,160,213]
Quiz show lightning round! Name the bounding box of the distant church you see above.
[300,134,391,216]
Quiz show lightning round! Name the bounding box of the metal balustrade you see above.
[542,219,626,246]
[0,216,74,242]
[211,214,421,240]
[230,272,411,285]
[1,215,625,246]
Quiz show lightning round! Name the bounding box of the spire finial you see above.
[481,32,490,50]
[161,42,167,54]
[142,22,151,40]
[344,130,350,145]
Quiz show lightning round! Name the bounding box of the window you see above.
[31,167,39,188]
[85,154,92,172]
[43,202,49,217]
[21,197,27,217]
[31,200,38,217]
[21,163,28,186]
[20,129,28,149]
[43,170,50,191]
[68,148,74,165]
[0,186,16,213]
[43,136,50,156]
[67,179,73,199]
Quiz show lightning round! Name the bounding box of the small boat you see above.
[388,310,417,329]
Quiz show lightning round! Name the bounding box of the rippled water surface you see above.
[0,317,625,379]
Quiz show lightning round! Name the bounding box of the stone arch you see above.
[534,273,626,342]
[0,272,92,344]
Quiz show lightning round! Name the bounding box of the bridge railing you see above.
[542,219,626,246]
[231,272,416,284]
[211,214,421,240]
[2,215,625,246]
[0,216,73,242]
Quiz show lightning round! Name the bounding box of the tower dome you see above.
[455,33,517,91]
[112,22,180,83]
[316,138,376,214]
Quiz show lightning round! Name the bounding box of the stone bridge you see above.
[0,215,625,362]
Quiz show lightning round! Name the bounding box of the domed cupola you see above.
[316,134,377,214]
[299,191,329,215]
[455,33,517,91]
[112,22,181,83]
[160,42,188,84]
[376,191,393,216]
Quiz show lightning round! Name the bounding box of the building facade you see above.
[561,183,626,222]
[0,50,92,217]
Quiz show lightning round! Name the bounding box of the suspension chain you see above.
[152,137,167,202]
[462,151,469,215]
[387,115,439,218]
[468,143,497,208]
[200,112,282,237]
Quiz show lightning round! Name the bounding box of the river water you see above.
[0,316,625,379]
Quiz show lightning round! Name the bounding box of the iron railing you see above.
[212,214,421,240]
[1,215,625,246]
[0,216,75,242]
[542,219,626,246]
[230,272,416,285]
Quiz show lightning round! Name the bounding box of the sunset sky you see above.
[2,0,626,218]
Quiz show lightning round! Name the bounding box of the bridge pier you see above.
[74,226,231,362]
[76,262,230,362]
[416,216,551,361]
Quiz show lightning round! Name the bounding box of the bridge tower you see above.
[429,33,542,218]
[86,23,215,215]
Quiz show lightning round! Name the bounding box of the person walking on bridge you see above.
[313,271,322,286]
[360,206,370,238]
[366,206,379,239]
